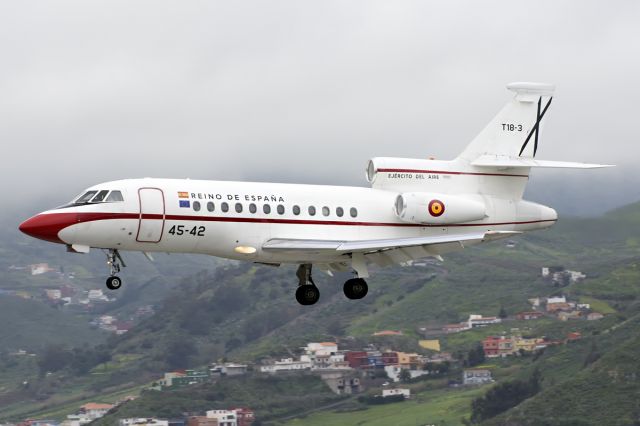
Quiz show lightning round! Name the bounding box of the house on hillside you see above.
[587,312,604,320]
[159,370,209,388]
[442,323,471,334]
[187,416,218,426]
[119,419,169,426]
[558,311,582,321]
[483,336,514,358]
[30,263,55,275]
[516,311,544,321]
[259,358,312,373]
[78,402,114,420]
[463,369,493,385]
[382,388,411,399]
[320,371,362,395]
[206,410,237,426]
[384,365,429,382]
[467,314,501,328]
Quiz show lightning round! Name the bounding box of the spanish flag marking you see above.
[178,192,189,199]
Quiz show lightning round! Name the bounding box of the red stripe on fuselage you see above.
[376,168,529,178]
[65,212,555,228]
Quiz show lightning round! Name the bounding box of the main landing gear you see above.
[295,264,320,305]
[104,249,126,290]
[343,277,368,300]
[293,264,370,305]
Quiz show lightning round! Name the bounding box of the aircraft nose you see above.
[19,213,74,244]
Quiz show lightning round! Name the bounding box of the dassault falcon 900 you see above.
[19,83,611,305]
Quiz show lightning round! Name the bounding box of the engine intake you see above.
[395,192,486,225]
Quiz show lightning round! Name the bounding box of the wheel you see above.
[295,285,320,305]
[343,278,368,300]
[106,276,122,290]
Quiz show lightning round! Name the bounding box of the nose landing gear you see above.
[104,249,126,290]
[295,264,320,305]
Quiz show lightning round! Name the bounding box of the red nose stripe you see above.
[18,213,80,244]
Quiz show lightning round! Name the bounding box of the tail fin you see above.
[457,82,555,163]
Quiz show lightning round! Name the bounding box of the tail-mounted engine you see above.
[395,192,486,225]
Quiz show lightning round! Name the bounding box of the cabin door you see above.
[136,188,165,243]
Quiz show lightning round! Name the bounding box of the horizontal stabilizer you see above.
[471,155,613,169]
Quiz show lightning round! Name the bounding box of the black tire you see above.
[106,276,122,290]
[295,285,320,305]
[343,278,368,300]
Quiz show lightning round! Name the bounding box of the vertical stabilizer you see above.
[457,82,555,163]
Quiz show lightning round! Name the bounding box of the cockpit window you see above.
[105,190,124,202]
[76,191,98,204]
[91,190,110,203]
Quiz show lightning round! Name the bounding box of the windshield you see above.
[59,189,125,208]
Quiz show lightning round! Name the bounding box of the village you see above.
[2,263,608,425]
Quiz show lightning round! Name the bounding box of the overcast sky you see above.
[1,1,638,219]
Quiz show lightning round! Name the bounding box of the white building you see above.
[79,403,114,419]
[547,296,567,304]
[206,410,237,426]
[304,342,338,356]
[382,388,411,399]
[260,358,312,373]
[119,419,169,426]
[88,289,108,301]
[567,270,586,282]
[384,365,429,382]
[463,369,493,385]
[45,289,61,300]
[31,263,53,275]
[467,315,502,328]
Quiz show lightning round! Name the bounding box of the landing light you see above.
[234,246,257,254]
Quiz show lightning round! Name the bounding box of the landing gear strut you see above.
[104,249,125,290]
[295,264,320,305]
[343,277,368,300]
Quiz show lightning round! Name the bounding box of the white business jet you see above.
[19,83,610,305]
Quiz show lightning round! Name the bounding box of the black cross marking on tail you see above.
[519,96,553,157]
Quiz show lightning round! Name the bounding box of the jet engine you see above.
[395,192,486,225]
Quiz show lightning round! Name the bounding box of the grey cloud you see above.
[1,1,638,218]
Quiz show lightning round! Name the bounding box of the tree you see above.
[467,343,486,367]
[498,306,507,319]
[398,369,412,383]
[164,336,197,370]
[471,369,542,423]
[37,345,70,375]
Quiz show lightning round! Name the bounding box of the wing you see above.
[263,231,518,267]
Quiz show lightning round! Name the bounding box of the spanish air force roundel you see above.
[428,199,445,217]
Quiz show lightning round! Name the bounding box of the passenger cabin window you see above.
[249,203,257,214]
[336,207,344,217]
[322,206,330,217]
[308,206,316,216]
[91,190,109,203]
[193,201,201,211]
[350,207,358,218]
[207,202,215,212]
[235,203,243,213]
[221,202,229,212]
[277,205,285,215]
[293,205,300,215]
[105,191,124,202]
[263,204,271,214]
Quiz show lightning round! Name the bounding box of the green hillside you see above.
[3,202,640,423]
[0,297,101,352]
